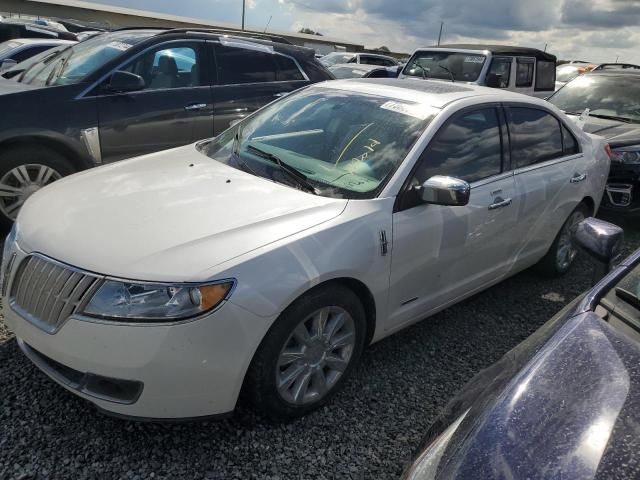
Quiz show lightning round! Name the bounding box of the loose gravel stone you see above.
[1,211,638,480]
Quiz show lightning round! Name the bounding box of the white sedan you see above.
[2,79,610,420]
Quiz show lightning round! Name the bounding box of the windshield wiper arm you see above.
[615,287,640,310]
[438,65,455,82]
[246,145,319,194]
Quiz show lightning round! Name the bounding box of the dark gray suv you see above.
[0,28,333,227]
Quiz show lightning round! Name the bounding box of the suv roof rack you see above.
[157,28,293,45]
[592,63,640,71]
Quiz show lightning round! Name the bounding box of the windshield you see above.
[18,31,153,86]
[321,52,355,66]
[404,51,486,82]
[202,87,436,199]
[549,75,640,123]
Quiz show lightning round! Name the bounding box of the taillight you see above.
[605,144,612,159]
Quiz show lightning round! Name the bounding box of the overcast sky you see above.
[91,0,639,62]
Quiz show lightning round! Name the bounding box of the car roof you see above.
[587,69,640,76]
[417,44,557,62]
[311,78,543,109]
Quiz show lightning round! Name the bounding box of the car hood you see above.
[17,144,348,282]
[0,77,39,95]
[567,114,640,147]
[410,311,640,479]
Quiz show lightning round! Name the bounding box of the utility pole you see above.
[616,55,620,62]
[264,15,272,33]
[437,21,444,45]
[241,0,246,30]
[544,43,548,52]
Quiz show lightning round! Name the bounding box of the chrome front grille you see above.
[10,255,100,333]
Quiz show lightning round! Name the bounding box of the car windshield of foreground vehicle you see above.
[202,87,435,199]
[404,51,486,82]
[320,52,355,66]
[18,30,153,86]
[549,75,640,123]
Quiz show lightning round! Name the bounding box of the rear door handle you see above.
[570,173,587,183]
[184,103,208,112]
[488,197,512,210]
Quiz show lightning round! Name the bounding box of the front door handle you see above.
[570,173,587,183]
[184,103,208,112]
[488,197,513,210]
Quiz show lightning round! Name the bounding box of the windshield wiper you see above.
[615,287,640,310]
[438,65,455,82]
[412,64,428,79]
[247,145,319,194]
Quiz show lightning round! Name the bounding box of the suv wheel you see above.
[244,285,366,420]
[0,146,74,229]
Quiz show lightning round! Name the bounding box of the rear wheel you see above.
[536,203,589,277]
[244,285,366,420]
[0,146,74,230]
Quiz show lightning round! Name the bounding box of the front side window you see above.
[404,51,486,82]
[516,58,534,87]
[548,75,640,124]
[202,87,436,199]
[488,57,512,88]
[510,107,563,168]
[120,44,202,90]
[413,108,503,185]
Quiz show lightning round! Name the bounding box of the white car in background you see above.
[2,79,610,421]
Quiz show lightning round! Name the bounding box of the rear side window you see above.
[413,107,503,184]
[535,60,556,90]
[215,46,304,84]
[510,107,563,168]
[274,55,304,81]
[516,58,534,87]
[488,57,511,88]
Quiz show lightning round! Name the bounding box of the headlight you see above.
[82,280,234,321]
[611,145,640,164]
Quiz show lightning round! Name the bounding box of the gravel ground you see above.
[1,211,639,480]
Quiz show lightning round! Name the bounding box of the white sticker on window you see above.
[107,41,132,51]
[380,101,433,120]
[464,56,485,63]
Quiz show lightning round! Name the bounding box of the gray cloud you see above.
[561,0,640,27]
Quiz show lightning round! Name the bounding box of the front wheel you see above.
[244,285,366,420]
[536,204,589,277]
[0,146,74,230]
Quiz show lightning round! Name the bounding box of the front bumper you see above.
[601,163,640,212]
[2,248,275,420]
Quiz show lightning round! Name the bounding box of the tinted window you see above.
[274,55,304,81]
[414,108,503,184]
[548,75,640,123]
[488,57,511,88]
[121,44,202,90]
[12,45,52,63]
[361,56,394,67]
[215,46,276,84]
[535,60,556,90]
[510,108,563,167]
[516,58,534,87]
[562,124,579,155]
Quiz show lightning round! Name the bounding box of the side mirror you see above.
[418,176,470,207]
[0,58,17,72]
[572,217,624,279]
[486,73,502,88]
[106,70,145,93]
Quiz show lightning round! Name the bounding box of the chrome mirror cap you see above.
[572,217,624,266]
[420,176,471,207]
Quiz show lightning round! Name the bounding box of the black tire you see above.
[0,146,75,231]
[243,284,367,421]
[535,203,590,277]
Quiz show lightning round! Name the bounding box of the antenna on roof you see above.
[264,15,272,33]
[437,21,444,46]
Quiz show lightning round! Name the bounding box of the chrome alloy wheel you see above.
[556,210,586,271]
[0,164,62,220]
[275,306,356,405]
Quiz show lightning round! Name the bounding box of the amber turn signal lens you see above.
[198,282,233,310]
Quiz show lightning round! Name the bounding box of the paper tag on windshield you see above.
[380,101,432,120]
[107,41,132,51]
[464,56,484,63]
